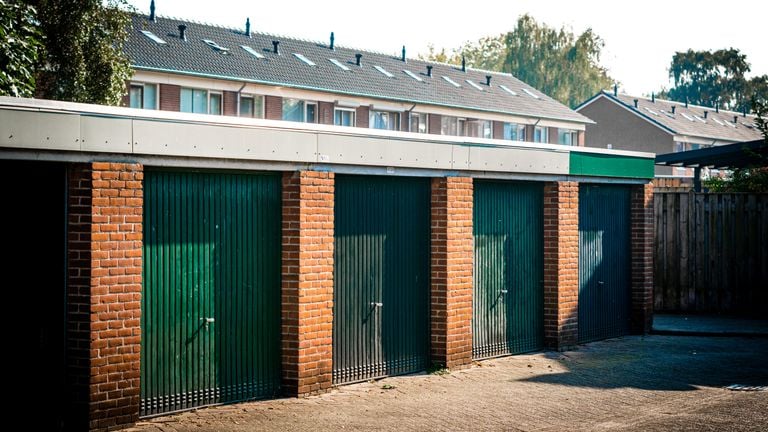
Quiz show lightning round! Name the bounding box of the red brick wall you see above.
[265,95,283,120]
[281,171,334,395]
[159,84,180,111]
[543,181,579,350]
[630,182,654,334]
[548,127,559,144]
[429,113,442,135]
[578,130,586,146]
[355,106,369,128]
[223,91,238,116]
[318,102,334,125]
[67,163,143,431]
[525,125,535,142]
[401,112,410,132]
[430,177,473,369]
[492,121,504,139]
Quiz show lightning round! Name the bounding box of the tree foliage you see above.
[0,1,42,97]
[420,15,614,108]
[661,48,768,113]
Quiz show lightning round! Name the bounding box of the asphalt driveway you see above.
[131,335,768,431]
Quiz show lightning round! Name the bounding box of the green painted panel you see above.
[333,175,431,384]
[473,180,544,359]
[141,170,281,417]
[578,184,632,343]
[569,152,655,179]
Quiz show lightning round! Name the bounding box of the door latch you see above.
[200,317,215,330]
[370,302,383,308]
[500,290,509,294]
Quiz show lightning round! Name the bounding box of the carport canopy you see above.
[655,139,768,191]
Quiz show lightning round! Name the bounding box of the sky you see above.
[126,0,768,96]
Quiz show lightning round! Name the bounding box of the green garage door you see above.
[578,184,631,343]
[141,170,281,416]
[473,181,544,359]
[333,175,431,384]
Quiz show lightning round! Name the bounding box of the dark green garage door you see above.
[333,175,431,384]
[473,181,544,359]
[578,184,631,343]
[141,170,282,416]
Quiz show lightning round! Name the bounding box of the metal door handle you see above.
[200,317,215,330]
[500,290,509,294]
[370,302,383,308]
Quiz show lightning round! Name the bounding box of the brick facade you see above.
[223,91,238,116]
[630,182,654,334]
[159,84,180,111]
[542,181,579,350]
[265,95,283,120]
[492,121,504,139]
[430,177,474,369]
[281,171,335,396]
[429,113,442,134]
[355,106,369,128]
[67,162,143,431]
[318,101,334,125]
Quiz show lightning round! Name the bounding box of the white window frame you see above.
[410,112,428,134]
[503,122,525,141]
[129,82,159,110]
[208,91,223,115]
[534,126,548,143]
[334,107,356,127]
[557,128,578,146]
[305,102,318,123]
[369,110,401,131]
[238,94,265,118]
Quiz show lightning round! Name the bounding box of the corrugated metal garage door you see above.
[333,175,431,384]
[473,180,544,359]
[578,184,631,343]
[141,170,282,416]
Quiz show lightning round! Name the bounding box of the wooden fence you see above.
[654,192,768,315]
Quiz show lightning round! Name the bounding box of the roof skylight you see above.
[499,85,518,96]
[681,113,695,121]
[141,30,166,44]
[712,118,725,126]
[522,88,540,99]
[644,107,659,116]
[661,110,675,118]
[403,69,423,82]
[241,45,264,59]
[203,39,229,53]
[465,80,483,91]
[693,115,706,123]
[329,58,350,71]
[442,76,461,87]
[293,53,316,66]
[374,65,394,78]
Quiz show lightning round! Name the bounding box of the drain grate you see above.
[724,384,767,392]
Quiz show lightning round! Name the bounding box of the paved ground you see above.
[131,335,768,432]
[653,314,768,336]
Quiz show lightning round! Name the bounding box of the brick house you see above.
[576,89,763,177]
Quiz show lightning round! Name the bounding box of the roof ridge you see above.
[606,90,757,118]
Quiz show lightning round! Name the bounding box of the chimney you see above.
[485,75,492,86]
[742,108,746,117]
[704,111,708,119]
[633,99,638,108]
[734,115,739,123]
[426,65,433,77]
[685,99,688,108]
[355,53,362,66]
[715,102,719,113]
[245,18,251,38]
[178,24,187,41]
[461,55,466,72]
[329,32,335,50]
[613,83,617,96]
[149,0,156,22]
[272,40,280,54]
[401,46,406,63]
[671,106,676,114]
[651,92,655,103]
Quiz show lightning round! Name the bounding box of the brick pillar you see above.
[281,171,334,395]
[630,182,654,334]
[543,181,579,350]
[428,113,442,134]
[430,177,473,369]
[159,84,180,111]
[265,95,283,120]
[223,91,238,116]
[68,162,143,431]
[492,120,504,139]
[355,106,369,128]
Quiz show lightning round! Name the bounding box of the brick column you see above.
[630,182,654,334]
[68,162,143,431]
[543,181,579,350]
[281,171,334,395]
[265,95,283,120]
[430,177,473,369]
[159,84,180,111]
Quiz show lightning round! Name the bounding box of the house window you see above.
[334,108,355,127]
[370,111,400,131]
[180,88,209,114]
[503,122,525,141]
[209,92,222,115]
[282,98,317,123]
[129,83,157,109]
[441,116,459,136]
[558,128,578,146]
[534,126,548,143]
[239,95,264,118]
[464,119,492,138]
[410,112,428,133]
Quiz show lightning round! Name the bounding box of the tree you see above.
[661,48,768,112]
[32,0,134,105]
[0,1,42,97]
[420,15,614,108]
